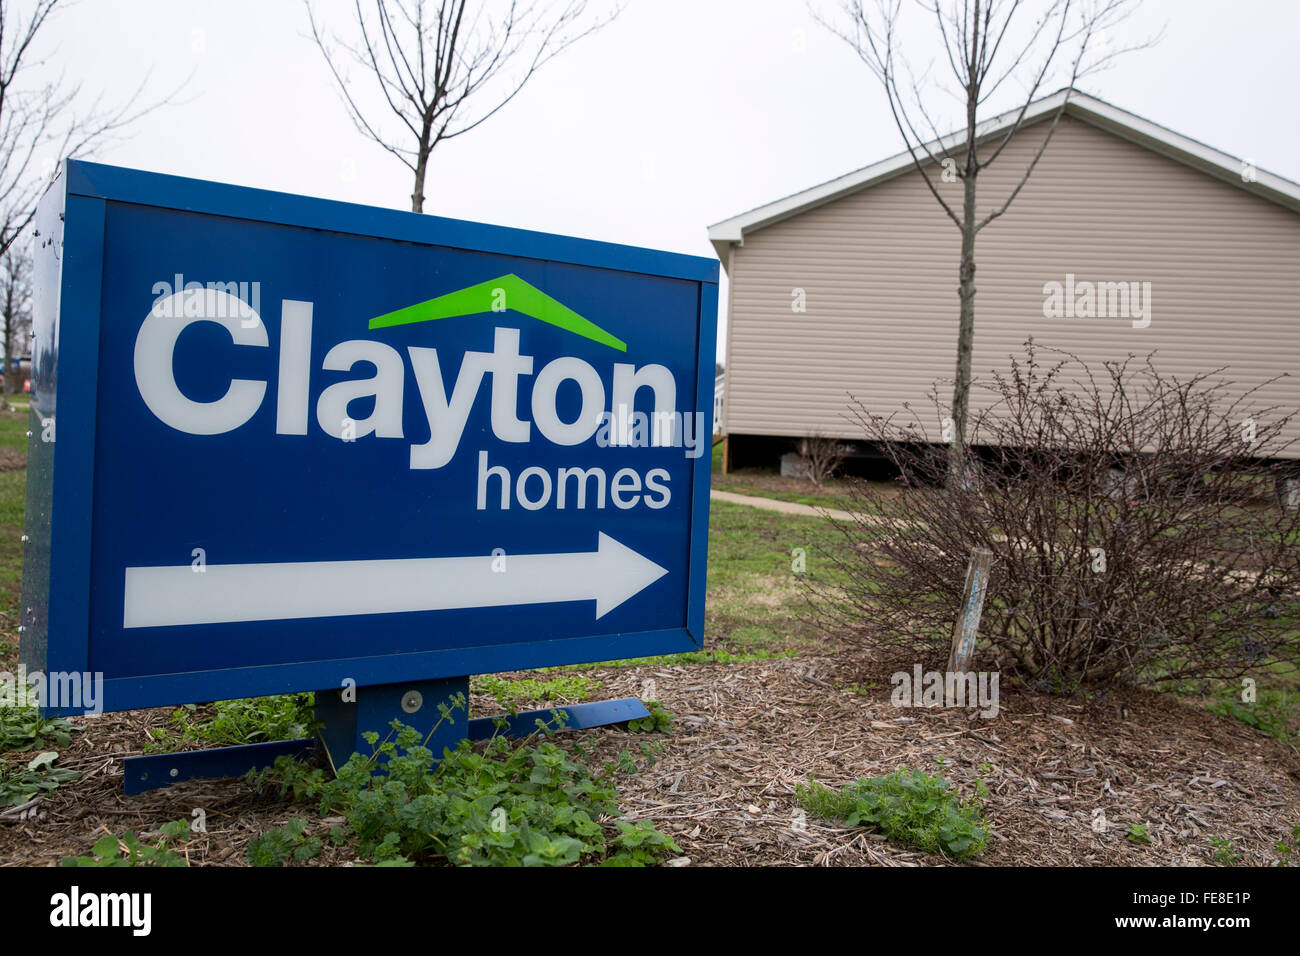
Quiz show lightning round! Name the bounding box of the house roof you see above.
[707,89,1300,262]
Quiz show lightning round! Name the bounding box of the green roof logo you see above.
[369,274,626,352]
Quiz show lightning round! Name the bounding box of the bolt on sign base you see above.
[316,676,470,773]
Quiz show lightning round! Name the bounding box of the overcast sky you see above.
[30,0,1300,360]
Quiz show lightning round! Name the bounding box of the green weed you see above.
[62,820,191,867]
[0,750,78,808]
[1210,835,1240,865]
[250,702,679,867]
[1274,825,1299,866]
[796,768,988,859]
[1126,823,1153,845]
[0,707,78,752]
[247,818,322,867]
[627,700,674,733]
[147,693,317,751]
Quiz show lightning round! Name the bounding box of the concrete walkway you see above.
[709,489,857,521]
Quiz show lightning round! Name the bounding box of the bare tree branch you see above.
[815,0,961,226]
[0,0,185,259]
[306,0,624,212]
[814,0,1156,474]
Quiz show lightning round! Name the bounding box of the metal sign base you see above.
[315,676,471,774]
[123,737,316,796]
[122,677,649,795]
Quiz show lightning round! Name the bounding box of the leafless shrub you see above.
[809,342,1300,692]
[799,433,847,486]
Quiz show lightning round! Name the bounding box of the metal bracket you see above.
[123,737,316,796]
[315,675,469,773]
[122,681,651,794]
[468,696,649,740]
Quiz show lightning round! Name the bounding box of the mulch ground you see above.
[2,652,1297,866]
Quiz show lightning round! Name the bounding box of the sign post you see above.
[22,160,717,789]
[947,548,993,674]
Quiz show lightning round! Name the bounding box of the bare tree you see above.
[0,243,29,410]
[818,0,1154,476]
[0,0,180,259]
[307,0,623,213]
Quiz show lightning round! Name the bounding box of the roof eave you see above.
[707,90,1300,268]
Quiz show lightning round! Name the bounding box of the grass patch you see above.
[705,498,850,654]
[0,468,25,656]
[1163,660,1300,746]
[713,472,855,512]
[796,768,989,860]
[549,647,798,673]
[472,674,601,711]
[1204,684,1300,746]
[0,408,28,453]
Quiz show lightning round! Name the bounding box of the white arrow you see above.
[122,532,668,628]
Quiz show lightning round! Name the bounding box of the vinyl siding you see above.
[723,115,1300,455]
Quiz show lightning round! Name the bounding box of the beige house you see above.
[708,90,1300,471]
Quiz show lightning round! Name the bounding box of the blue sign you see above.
[22,160,718,715]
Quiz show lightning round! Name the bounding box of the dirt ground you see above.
[0,448,25,473]
[3,650,1297,867]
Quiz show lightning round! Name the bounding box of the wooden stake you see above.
[948,548,993,674]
